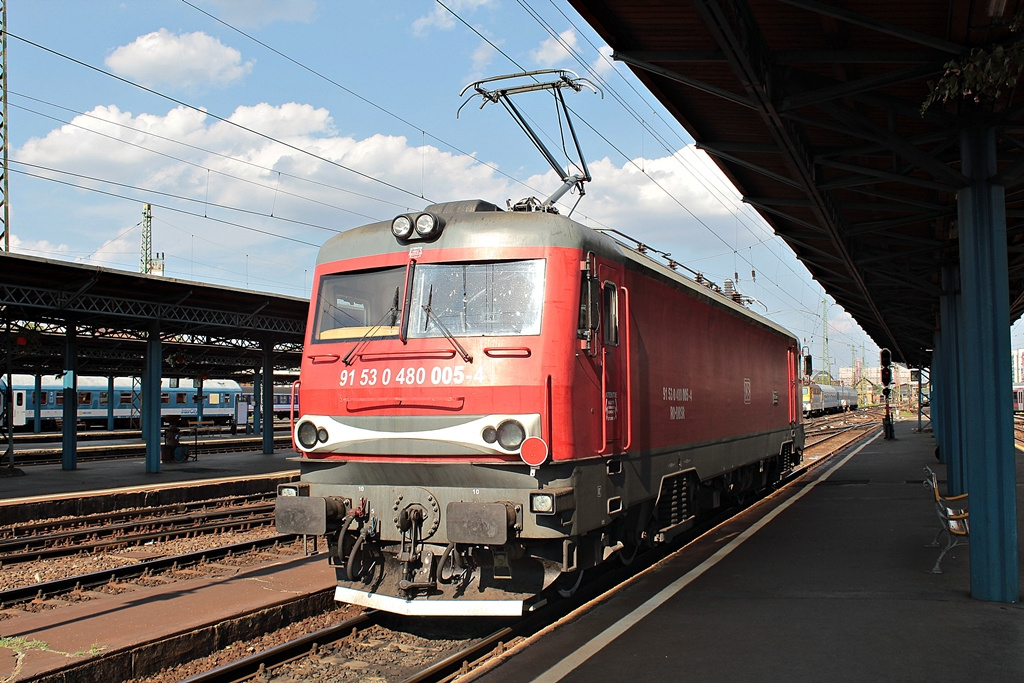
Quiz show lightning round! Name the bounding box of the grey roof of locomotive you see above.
[316,199,797,343]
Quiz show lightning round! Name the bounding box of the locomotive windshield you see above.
[312,259,545,343]
[407,259,545,338]
[313,267,405,342]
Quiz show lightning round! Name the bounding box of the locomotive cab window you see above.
[407,259,545,338]
[313,266,405,343]
[603,282,618,345]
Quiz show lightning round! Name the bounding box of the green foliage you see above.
[921,14,1024,115]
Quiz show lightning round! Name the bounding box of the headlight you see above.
[279,485,299,497]
[482,426,497,444]
[296,421,318,449]
[496,419,526,451]
[317,427,329,443]
[415,212,441,237]
[530,492,554,514]
[392,215,414,239]
[529,487,574,515]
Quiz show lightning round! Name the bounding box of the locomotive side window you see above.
[313,267,405,342]
[407,259,545,338]
[603,282,618,345]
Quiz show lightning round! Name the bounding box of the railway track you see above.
[0,494,276,564]
[0,534,298,607]
[178,610,520,683]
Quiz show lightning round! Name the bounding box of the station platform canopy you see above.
[0,251,307,378]
[570,0,1024,367]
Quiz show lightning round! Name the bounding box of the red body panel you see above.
[298,245,580,464]
[298,241,799,466]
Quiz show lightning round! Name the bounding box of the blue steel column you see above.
[253,371,262,435]
[106,376,115,430]
[958,123,1019,602]
[931,333,945,461]
[939,264,967,494]
[261,340,274,454]
[61,323,77,470]
[144,322,161,473]
[33,374,41,433]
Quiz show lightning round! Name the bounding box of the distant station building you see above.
[1012,348,1024,383]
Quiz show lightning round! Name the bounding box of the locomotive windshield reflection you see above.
[314,267,404,341]
[408,259,545,337]
[314,259,545,342]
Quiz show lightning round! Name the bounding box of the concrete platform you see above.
[0,552,337,682]
[0,444,300,502]
[0,443,326,682]
[476,418,1024,682]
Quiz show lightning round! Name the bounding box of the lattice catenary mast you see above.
[1,1,9,252]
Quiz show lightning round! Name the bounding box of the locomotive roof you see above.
[318,199,797,343]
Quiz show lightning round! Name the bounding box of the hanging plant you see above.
[921,13,1024,115]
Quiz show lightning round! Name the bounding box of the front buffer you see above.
[275,461,576,617]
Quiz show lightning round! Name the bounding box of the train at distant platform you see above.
[238,384,299,420]
[274,197,806,617]
[1013,383,1024,412]
[801,382,858,416]
[0,375,242,430]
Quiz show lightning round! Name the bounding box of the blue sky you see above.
[5,0,958,375]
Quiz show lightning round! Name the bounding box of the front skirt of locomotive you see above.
[333,542,559,617]
[276,459,572,617]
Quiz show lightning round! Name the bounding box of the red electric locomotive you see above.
[275,70,804,616]
[275,199,804,616]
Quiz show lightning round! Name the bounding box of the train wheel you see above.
[618,541,639,566]
[556,569,584,598]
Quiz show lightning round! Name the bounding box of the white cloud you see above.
[469,39,498,80]
[412,0,496,36]
[593,44,615,76]
[203,0,317,28]
[13,101,770,300]
[105,29,254,92]
[8,233,70,259]
[530,29,578,67]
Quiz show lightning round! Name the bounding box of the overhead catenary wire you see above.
[10,92,411,216]
[11,165,322,247]
[506,1,865,348]
[11,160,343,238]
[180,0,552,205]
[9,99,385,224]
[6,31,430,203]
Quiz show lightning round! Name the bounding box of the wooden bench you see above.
[922,466,969,574]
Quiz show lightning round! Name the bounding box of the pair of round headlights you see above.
[482,419,526,451]
[296,421,328,449]
[392,212,443,240]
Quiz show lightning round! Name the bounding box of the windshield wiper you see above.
[342,287,401,366]
[421,285,473,363]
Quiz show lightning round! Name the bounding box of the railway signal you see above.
[879,348,895,440]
